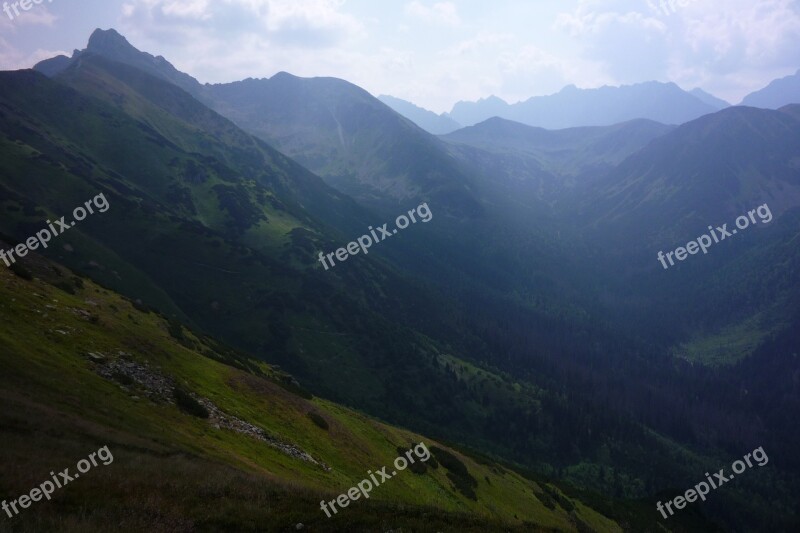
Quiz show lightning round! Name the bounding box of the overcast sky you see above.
[1,0,798,113]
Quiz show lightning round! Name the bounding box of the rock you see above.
[295,524,304,530]
[86,352,106,362]
[94,357,331,470]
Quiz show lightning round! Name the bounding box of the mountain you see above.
[7,49,670,511]
[578,105,800,356]
[36,31,476,218]
[17,29,800,530]
[35,28,202,95]
[740,69,800,109]
[3,48,714,533]
[440,117,674,212]
[199,74,482,218]
[378,95,462,135]
[448,82,719,128]
[689,88,730,109]
[444,117,674,179]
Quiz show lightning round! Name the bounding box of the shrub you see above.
[173,387,209,419]
[53,280,76,294]
[167,319,185,341]
[131,299,150,313]
[544,485,574,512]
[307,412,329,430]
[10,263,33,280]
[431,446,477,500]
[397,447,427,474]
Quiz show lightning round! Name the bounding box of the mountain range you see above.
[0,27,796,530]
[383,72,798,134]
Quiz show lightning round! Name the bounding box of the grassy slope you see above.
[0,252,629,532]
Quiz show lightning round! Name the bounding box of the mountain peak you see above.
[34,28,201,95]
[481,95,507,104]
[271,71,298,81]
[87,28,135,54]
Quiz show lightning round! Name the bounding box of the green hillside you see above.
[0,247,641,532]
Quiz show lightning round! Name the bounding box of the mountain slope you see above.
[689,88,730,110]
[577,105,800,356]
[0,247,637,532]
[740,69,800,109]
[378,95,462,135]
[201,73,481,218]
[448,83,719,128]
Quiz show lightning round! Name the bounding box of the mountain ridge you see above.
[740,68,800,109]
[446,81,720,128]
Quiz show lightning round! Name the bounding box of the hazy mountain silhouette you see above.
[448,82,719,128]
[378,95,462,134]
[741,69,800,109]
[689,88,730,109]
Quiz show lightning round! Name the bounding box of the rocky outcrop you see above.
[91,352,330,471]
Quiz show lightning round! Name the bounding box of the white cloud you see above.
[0,35,67,71]
[554,0,800,102]
[121,0,363,48]
[0,2,57,31]
[404,1,461,27]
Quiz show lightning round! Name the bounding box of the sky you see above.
[0,0,798,113]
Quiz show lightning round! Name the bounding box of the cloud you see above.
[0,2,57,31]
[404,1,461,27]
[554,0,800,101]
[121,0,363,48]
[0,35,67,71]
[442,32,513,57]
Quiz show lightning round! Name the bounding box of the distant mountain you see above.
[448,95,510,128]
[740,69,800,109]
[448,82,719,128]
[445,116,673,178]
[442,117,674,208]
[689,88,730,109]
[378,95,461,134]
